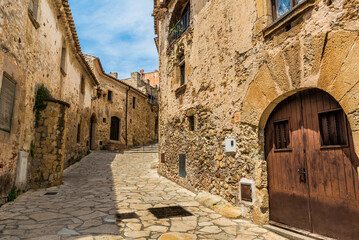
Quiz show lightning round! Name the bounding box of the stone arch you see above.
[168,0,190,29]
[240,30,359,156]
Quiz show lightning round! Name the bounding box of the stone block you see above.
[318,30,357,89]
[330,38,359,100]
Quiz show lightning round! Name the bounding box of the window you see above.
[188,115,194,131]
[179,154,186,177]
[274,120,290,149]
[132,97,136,109]
[77,124,81,143]
[108,90,113,101]
[110,116,120,141]
[28,0,40,29]
[60,46,66,74]
[103,118,106,123]
[179,55,185,85]
[80,77,85,94]
[29,0,39,18]
[319,110,347,146]
[271,0,304,20]
[0,73,16,133]
[169,3,191,43]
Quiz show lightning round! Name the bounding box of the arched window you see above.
[110,117,120,141]
[168,2,190,43]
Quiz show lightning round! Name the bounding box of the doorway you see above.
[265,89,359,240]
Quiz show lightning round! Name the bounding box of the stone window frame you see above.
[175,53,187,97]
[262,0,315,38]
[0,72,17,133]
[28,0,40,29]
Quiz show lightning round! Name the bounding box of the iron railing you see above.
[168,4,190,43]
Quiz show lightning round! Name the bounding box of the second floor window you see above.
[132,97,136,109]
[108,90,113,101]
[179,55,185,85]
[80,77,85,94]
[271,0,304,20]
[60,46,66,74]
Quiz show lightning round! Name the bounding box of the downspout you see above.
[125,87,129,147]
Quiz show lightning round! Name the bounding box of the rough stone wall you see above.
[155,0,359,224]
[88,57,158,150]
[31,100,68,188]
[0,0,97,202]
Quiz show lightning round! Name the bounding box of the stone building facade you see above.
[0,0,100,203]
[153,0,359,239]
[85,55,159,150]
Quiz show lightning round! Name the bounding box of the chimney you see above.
[109,72,118,79]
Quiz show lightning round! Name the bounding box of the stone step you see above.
[263,225,329,240]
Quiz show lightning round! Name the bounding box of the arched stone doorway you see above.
[90,114,97,150]
[265,89,359,239]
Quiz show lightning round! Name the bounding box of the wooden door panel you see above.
[266,93,311,231]
[310,197,359,240]
[301,89,359,239]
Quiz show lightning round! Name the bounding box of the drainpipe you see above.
[125,87,129,147]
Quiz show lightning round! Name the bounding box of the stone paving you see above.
[0,144,288,240]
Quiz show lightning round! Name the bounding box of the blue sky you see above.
[68,0,158,79]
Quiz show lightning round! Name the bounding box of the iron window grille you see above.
[274,120,290,149]
[318,109,348,146]
[168,3,190,43]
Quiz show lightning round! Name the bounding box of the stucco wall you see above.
[155,0,359,224]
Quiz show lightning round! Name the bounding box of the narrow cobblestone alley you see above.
[0,145,287,240]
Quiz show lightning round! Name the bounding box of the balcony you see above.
[168,4,190,43]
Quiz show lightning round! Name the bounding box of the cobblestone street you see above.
[0,145,287,240]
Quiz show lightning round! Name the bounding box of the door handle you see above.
[297,168,306,183]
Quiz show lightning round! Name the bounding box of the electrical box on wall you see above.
[225,138,236,153]
[240,178,255,204]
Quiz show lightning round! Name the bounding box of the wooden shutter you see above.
[0,73,16,132]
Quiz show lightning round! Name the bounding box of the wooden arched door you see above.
[265,89,359,240]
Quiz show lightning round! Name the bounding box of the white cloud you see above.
[69,0,158,79]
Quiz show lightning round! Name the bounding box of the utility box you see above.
[225,138,236,153]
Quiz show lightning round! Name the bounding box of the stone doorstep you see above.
[263,225,329,240]
[195,191,241,219]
